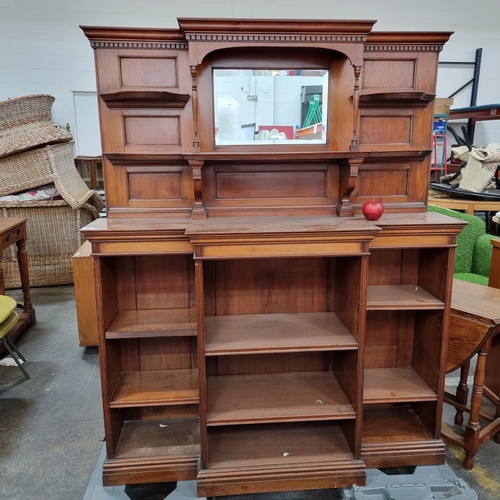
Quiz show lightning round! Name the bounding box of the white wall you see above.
[1,0,499,153]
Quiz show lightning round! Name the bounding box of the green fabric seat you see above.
[0,295,29,380]
[0,294,17,323]
[428,204,500,284]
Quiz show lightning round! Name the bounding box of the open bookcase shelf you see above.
[363,367,437,404]
[207,371,356,425]
[105,308,197,339]
[114,418,200,460]
[366,285,444,310]
[205,312,358,355]
[110,369,199,408]
[82,17,461,495]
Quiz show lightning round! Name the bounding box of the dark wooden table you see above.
[443,278,500,469]
[0,217,36,347]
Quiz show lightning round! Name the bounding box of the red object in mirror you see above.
[362,200,384,221]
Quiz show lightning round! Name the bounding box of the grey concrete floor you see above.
[1,285,499,500]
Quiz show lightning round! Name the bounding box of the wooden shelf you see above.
[100,90,190,109]
[363,405,433,444]
[198,422,365,496]
[208,422,356,469]
[361,405,444,468]
[114,418,200,459]
[366,285,444,310]
[207,371,355,425]
[110,369,199,408]
[205,312,357,355]
[359,92,434,109]
[106,308,197,339]
[363,367,436,404]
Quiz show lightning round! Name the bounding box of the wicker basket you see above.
[0,196,101,289]
[0,142,97,208]
[0,94,72,159]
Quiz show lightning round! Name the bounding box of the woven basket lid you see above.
[0,94,72,159]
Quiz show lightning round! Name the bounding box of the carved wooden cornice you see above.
[179,18,375,36]
[365,31,453,52]
[178,18,375,44]
[80,26,188,50]
[89,41,187,49]
[184,34,368,43]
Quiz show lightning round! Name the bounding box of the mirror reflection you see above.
[213,69,328,145]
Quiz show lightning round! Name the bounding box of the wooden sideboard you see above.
[81,19,462,497]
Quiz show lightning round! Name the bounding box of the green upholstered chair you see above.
[0,295,30,380]
[428,204,500,285]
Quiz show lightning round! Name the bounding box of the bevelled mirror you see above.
[213,69,328,145]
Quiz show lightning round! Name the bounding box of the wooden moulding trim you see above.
[374,224,466,236]
[192,243,369,260]
[365,31,453,52]
[100,91,190,109]
[107,208,193,217]
[358,92,435,109]
[184,151,365,162]
[361,441,445,456]
[80,26,188,50]
[102,455,199,486]
[105,153,187,165]
[364,150,430,163]
[183,150,429,164]
[177,18,376,40]
[365,44,445,52]
[196,461,366,489]
[81,233,191,247]
[94,241,193,256]
[352,202,426,211]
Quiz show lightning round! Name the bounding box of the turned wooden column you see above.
[464,336,492,469]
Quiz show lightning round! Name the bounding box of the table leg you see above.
[0,254,5,295]
[16,238,34,316]
[464,337,492,469]
[455,361,470,425]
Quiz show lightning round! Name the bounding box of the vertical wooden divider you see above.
[195,259,208,467]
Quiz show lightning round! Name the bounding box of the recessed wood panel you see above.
[120,57,177,88]
[132,255,193,310]
[213,258,328,315]
[358,170,408,196]
[216,171,326,199]
[364,310,399,368]
[124,116,180,146]
[128,172,183,200]
[363,60,415,89]
[368,249,403,286]
[138,337,192,371]
[360,116,412,145]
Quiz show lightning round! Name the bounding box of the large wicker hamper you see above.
[0,195,101,289]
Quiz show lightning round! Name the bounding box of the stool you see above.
[0,295,30,380]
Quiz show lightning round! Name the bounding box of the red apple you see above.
[362,200,384,221]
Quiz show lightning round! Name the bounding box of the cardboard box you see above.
[433,116,447,133]
[434,97,454,115]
